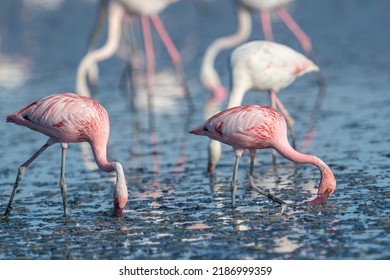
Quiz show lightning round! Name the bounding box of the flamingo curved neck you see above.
[76,2,124,97]
[112,161,128,212]
[89,141,113,172]
[200,6,252,87]
[274,141,330,177]
[90,142,128,209]
[112,162,127,194]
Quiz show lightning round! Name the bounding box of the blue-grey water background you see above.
[0,0,389,259]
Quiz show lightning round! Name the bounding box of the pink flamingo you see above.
[190,105,336,207]
[76,0,192,107]
[4,93,128,217]
[207,40,319,172]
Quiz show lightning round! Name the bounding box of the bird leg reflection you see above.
[120,19,142,111]
[269,90,296,149]
[247,150,286,206]
[298,75,328,152]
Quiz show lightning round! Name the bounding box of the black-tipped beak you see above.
[113,207,123,217]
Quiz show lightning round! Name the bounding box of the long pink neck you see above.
[89,139,128,212]
[274,140,330,177]
[90,141,114,173]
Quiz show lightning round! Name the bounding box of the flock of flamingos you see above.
[4,0,336,218]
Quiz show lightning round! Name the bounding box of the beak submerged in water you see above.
[307,189,333,205]
[113,207,123,217]
[308,171,336,205]
[113,197,127,217]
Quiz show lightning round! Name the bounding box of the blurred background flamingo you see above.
[206,40,319,172]
[75,0,193,108]
[200,0,324,109]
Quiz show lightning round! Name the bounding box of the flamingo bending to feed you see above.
[207,40,319,172]
[4,93,128,217]
[76,0,192,106]
[190,105,336,208]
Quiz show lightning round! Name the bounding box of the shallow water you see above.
[0,0,389,260]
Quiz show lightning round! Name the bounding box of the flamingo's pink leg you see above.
[150,15,193,109]
[248,148,286,206]
[260,10,274,41]
[150,14,180,64]
[277,7,327,93]
[276,7,312,56]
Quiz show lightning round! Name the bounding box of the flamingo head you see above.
[113,196,127,217]
[308,169,336,205]
[112,162,128,217]
[190,122,223,172]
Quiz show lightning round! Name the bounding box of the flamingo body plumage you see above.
[200,0,322,104]
[238,0,293,12]
[5,93,128,217]
[207,40,319,172]
[114,0,178,16]
[7,94,108,143]
[228,40,319,107]
[190,105,336,207]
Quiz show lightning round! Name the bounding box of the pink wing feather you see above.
[6,93,108,143]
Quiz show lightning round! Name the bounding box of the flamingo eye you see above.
[203,126,209,132]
